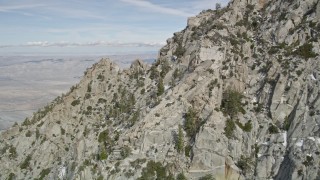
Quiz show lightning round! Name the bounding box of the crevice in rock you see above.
[287,98,301,139]
[267,73,280,119]
[310,92,320,109]
[274,152,294,180]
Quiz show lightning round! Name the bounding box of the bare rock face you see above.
[1,0,320,179]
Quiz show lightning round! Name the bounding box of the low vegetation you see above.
[71,99,80,106]
[176,125,184,153]
[138,161,173,180]
[294,43,317,59]
[237,155,253,175]
[221,89,244,119]
[224,119,236,139]
[183,107,203,139]
[236,120,253,132]
[20,154,32,169]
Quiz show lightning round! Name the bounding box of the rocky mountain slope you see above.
[1,0,320,179]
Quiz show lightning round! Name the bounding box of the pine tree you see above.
[100,146,108,160]
[177,125,184,153]
[157,78,164,96]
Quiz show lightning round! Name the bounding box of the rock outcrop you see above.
[1,0,320,179]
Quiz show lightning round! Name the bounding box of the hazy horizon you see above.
[0,53,157,130]
[0,0,229,53]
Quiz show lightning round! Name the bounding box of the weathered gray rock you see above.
[1,0,320,179]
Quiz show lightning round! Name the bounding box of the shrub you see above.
[36,129,40,139]
[268,124,279,134]
[121,146,131,159]
[99,146,108,160]
[138,161,170,180]
[294,43,317,59]
[140,88,145,94]
[174,44,186,57]
[98,130,109,143]
[224,119,236,139]
[237,155,252,174]
[98,98,107,104]
[20,154,32,169]
[309,110,315,116]
[71,99,80,106]
[9,146,17,159]
[149,65,159,80]
[7,173,15,180]
[254,103,263,113]
[278,12,287,21]
[184,107,202,139]
[160,59,171,78]
[282,116,290,131]
[97,175,104,180]
[268,46,280,54]
[302,156,313,166]
[38,168,51,180]
[208,79,218,97]
[87,81,92,92]
[199,174,215,180]
[176,173,187,180]
[130,158,147,169]
[236,120,252,132]
[176,125,184,153]
[157,78,165,96]
[97,74,104,81]
[60,128,65,135]
[25,130,32,137]
[185,144,192,157]
[296,70,302,76]
[221,89,244,119]
[243,121,253,132]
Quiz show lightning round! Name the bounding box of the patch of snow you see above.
[307,137,315,141]
[58,166,66,179]
[310,74,317,80]
[258,153,262,158]
[295,139,304,147]
[306,154,312,157]
[282,131,287,147]
[262,142,269,145]
[164,85,170,91]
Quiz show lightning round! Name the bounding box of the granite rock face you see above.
[1,0,320,179]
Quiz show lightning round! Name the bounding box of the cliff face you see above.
[1,0,320,179]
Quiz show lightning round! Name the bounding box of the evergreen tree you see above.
[157,78,165,96]
[177,125,184,153]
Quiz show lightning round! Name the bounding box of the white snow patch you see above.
[310,74,317,80]
[295,139,304,147]
[262,142,269,145]
[258,153,262,158]
[307,137,316,141]
[58,166,66,179]
[164,85,170,91]
[282,131,287,147]
[306,154,312,157]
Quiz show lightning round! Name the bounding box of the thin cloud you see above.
[0,4,45,12]
[0,41,164,48]
[120,0,193,17]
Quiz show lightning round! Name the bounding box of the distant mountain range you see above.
[0,54,156,130]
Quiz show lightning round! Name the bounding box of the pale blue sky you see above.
[0,0,229,55]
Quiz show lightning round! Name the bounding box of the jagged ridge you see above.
[1,0,320,179]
